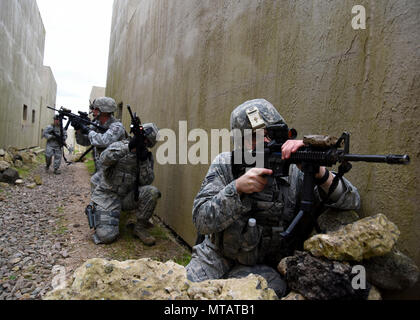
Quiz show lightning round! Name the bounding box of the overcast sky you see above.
[36,0,114,114]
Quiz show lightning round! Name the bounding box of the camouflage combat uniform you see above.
[75,116,126,170]
[43,124,67,172]
[90,138,161,244]
[185,99,361,297]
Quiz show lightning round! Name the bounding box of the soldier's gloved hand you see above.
[79,123,91,135]
[71,118,82,131]
[129,136,151,161]
[139,148,151,161]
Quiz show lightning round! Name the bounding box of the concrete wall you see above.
[90,86,106,103]
[106,0,420,297]
[0,0,56,150]
[38,66,58,149]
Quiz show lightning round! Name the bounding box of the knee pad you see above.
[94,210,120,243]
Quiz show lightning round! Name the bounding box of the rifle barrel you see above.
[343,154,410,165]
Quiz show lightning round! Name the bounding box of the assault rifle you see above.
[47,106,107,133]
[127,105,147,202]
[233,123,410,244]
[47,106,108,163]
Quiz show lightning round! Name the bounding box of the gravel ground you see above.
[0,163,81,300]
[0,157,191,300]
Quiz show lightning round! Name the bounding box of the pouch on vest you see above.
[222,218,262,266]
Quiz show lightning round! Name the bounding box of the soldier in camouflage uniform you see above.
[42,115,67,174]
[72,97,126,173]
[185,99,361,297]
[89,123,161,245]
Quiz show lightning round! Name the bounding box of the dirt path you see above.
[62,161,191,276]
[0,156,191,300]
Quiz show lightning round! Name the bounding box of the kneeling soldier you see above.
[88,123,161,246]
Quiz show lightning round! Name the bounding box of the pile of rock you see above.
[44,258,278,300]
[0,147,39,185]
[278,211,419,300]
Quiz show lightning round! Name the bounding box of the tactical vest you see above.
[220,170,302,268]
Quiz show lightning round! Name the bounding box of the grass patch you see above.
[35,153,45,164]
[53,214,68,235]
[174,251,192,266]
[15,166,31,179]
[56,206,65,214]
[149,225,169,241]
[85,160,96,175]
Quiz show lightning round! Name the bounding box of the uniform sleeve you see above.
[192,155,252,235]
[43,126,53,140]
[318,175,361,211]
[99,142,129,169]
[88,122,125,148]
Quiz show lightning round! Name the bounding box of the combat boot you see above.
[133,222,156,246]
[54,169,61,175]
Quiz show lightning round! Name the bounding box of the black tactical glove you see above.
[71,118,82,131]
[79,123,91,135]
[129,136,151,161]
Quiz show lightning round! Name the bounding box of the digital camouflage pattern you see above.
[186,99,361,295]
[229,99,286,132]
[75,116,126,168]
[185,152,361,284]
[90,140,161,244]
[43,124,67,170]
[91,97,118,113]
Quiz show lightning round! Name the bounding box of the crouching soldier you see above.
[88,123,161,246]
[42,115,67,174]
[185,99,361,298]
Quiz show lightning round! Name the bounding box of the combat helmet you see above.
[230,99,285,132]
[91,97,117,113]
[143,123,159,148]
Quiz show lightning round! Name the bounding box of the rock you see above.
[33,175,42,186]
[368,285,382,300]
[19,152,33,164]
[15,179,24,185]
[0,160,10,172]
[3,152,13,164]
[26,183,37,189]
[0,149,5,156]
[9,257,22,265]
[363,249,419,291]
[281,291,306,300]
[0,168,20,184]
[60,250,69,258]
[279,251,370,300]
[304,214,400,261]
[14,160,23,168]
[317,209,360,233]
[43,258,278,300]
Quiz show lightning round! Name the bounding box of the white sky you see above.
[36,0,114,114]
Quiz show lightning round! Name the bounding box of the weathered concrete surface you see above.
[105,0,420,297]
[0,0,56,150]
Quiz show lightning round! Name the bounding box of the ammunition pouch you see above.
[221,218,262,266]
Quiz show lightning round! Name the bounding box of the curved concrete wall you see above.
[106,0,419,297]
